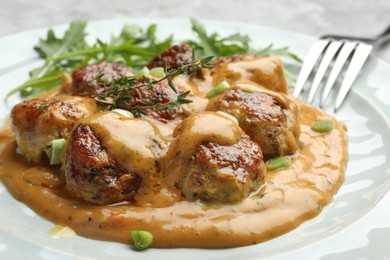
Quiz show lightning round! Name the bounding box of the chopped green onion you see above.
[311,119,333,133]
[266,156,291,171]
[216,111,239,125]
[49,224,76,239]
[129,230,153,251]
[206,80,230,97]
[135,67,150,79]
[112,109,134,118]
[50,138,65,165]
[149,67,166,78]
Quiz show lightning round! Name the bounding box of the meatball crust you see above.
[65,124,142,204]
[164,112,266,203]
[183,136,265,202]
[212,88,300,159]
[63,61,131,95]
[147,44,193,71]
[10,95,99,162]
[117,78,181,122]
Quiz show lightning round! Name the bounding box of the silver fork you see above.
[293,25,390,111]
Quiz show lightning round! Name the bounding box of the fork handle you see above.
[320,35,374,44]
[321,24,390,45]
[377,24,390,39]
[376,24,390,46]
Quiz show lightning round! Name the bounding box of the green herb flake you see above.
[311,119,334,133]
[216,111,239,125]
[37,104,50,110]
[149,67,166,78]
[135,67,150,79]
[50,138,65,165]
[266,156,291,171]
[206,80,230,98]
[129,230,153,251]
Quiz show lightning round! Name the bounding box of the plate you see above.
[0,18,390,260]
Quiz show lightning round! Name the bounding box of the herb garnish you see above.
[95,56,213,116]
[6,21,172,99]
[187,18,302,61]
[37,104,50,110]
[6,18,300,100]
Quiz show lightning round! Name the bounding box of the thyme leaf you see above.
[95,56,213,116]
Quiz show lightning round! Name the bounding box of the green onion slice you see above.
[216,111,239,125]
[149,67,166,78]
[135,67,150,79]
[311,119,333,133]
[112,109,134,118]
[49,224,76,239]
[129,230,153,251]
[206,80,230,98]
[265,156,291,171]
[50,138,65,165]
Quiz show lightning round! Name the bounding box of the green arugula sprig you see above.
[6,18,301,100]
[95,56,213,117]
[187,18,302,62]
[6,21,172,99]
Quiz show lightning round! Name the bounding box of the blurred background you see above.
[1,0,390,61]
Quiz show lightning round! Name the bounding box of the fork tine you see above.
[334,42,373,111]
[293,39,330,97]
[307,41,343,103]
[320,41,356,107]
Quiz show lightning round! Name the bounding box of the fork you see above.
[293,25,390,111]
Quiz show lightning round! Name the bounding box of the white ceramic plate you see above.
[0,18,389,260]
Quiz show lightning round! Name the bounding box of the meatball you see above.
[61,61,132,95]
[64,112,167,204]
[211,55,288,93]
[163,112,266,203]
[183,136,265,202]
[10,95,100,162]
[114,78,182,123]
[209,83,300,159]
[65,124,141,204]
[147,44,193,71]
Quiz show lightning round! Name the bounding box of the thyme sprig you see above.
[95,55,214,117]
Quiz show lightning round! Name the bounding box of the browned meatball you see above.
[183,136,265,202]
[209,85,300,159]
[62,61,132,95]
[65,124,141,204]
[163,112,266,203]
[10,95,100,162]
[64,112,167,204]
[147,44,193,71]
[113,78,181,123]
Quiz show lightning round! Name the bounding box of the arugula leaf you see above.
[5,19,300,100]
[6,71,63,99]
[188,18,301,63]
[256,44,302,62]
[190,18,219,56]
[6,21,174,99]
[35,20,88,59]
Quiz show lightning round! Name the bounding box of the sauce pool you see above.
[0,100,348,248]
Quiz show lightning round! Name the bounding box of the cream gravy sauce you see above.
[0,100,348,248]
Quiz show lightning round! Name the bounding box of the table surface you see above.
[1,0,390,62]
